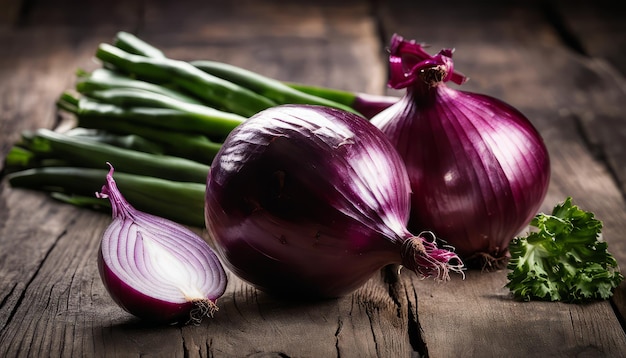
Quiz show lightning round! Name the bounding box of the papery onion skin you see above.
[205,104,463,299]
[97,163,227,324]
[371,34,550,265]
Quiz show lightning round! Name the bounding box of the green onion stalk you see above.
[5,31,399,227]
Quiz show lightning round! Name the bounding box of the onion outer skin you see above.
[97,163,227,324]
[205,104,462,299]
[371,34,551,263]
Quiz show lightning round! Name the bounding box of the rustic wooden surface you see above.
[1,0,625,357]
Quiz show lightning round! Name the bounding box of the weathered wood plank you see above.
[0,196,110,357]
[19,0,141,29]
[378,0,626,356]
[551,0,626,76]
[192,268,416,357]
[410,271,626,357]
[1,0,625,357]
[0,27,112,336]
[136,0,387,95]
[0,29,77,171]
[0,1,419,357]
[0,1,145,356]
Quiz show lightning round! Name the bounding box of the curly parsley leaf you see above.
[506,197,623,303]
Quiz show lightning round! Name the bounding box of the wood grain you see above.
[378,1,626,356]
[1,0,625,357]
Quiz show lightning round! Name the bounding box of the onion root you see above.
[187,299,219,326]
[401,231,465,281]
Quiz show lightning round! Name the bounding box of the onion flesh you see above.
[205,104,463,299]
[97,163,227,324]
[371,34,551,266]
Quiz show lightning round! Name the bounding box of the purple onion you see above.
[205,104,463,299]
[97,163,227,324]
[370,34,551,266]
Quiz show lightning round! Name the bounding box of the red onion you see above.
[97,163,227,324]
[204,104,463,299]
[370,34,550,266]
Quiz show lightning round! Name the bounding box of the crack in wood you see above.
[405,296,428,358]
[1,229,66,331]
[334,317,343,358]
[0,282,18,330]
[205,339,212,358]
[609,297,626,337]
[541,0,589,57]
[364,309,380,358]
[383,266,427,356]
[385,265,428,358]
[383,265,402,318]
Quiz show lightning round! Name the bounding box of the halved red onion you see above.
[371,34,551,266]
[205,104,463,299]
[97,163,227,324]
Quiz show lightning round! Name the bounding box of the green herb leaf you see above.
[506,197,623,303]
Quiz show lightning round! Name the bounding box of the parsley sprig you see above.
[506,197,623,303]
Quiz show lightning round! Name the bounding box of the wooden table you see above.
[1,0,625,356]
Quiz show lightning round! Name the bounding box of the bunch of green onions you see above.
[4,32,396,227]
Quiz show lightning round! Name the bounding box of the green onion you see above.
[7,167,205,226]
[74,117,221,164]
[190,60,363,115]
[113,31,166,59]
[96,43,276,117]
[284,82,399,119]
[24,129,210,183]
[64,128,165,154]
[76,68,202,104]
[58,91,244,139]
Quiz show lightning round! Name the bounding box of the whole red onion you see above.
[371,34,550,266]
[205,104,463,299]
